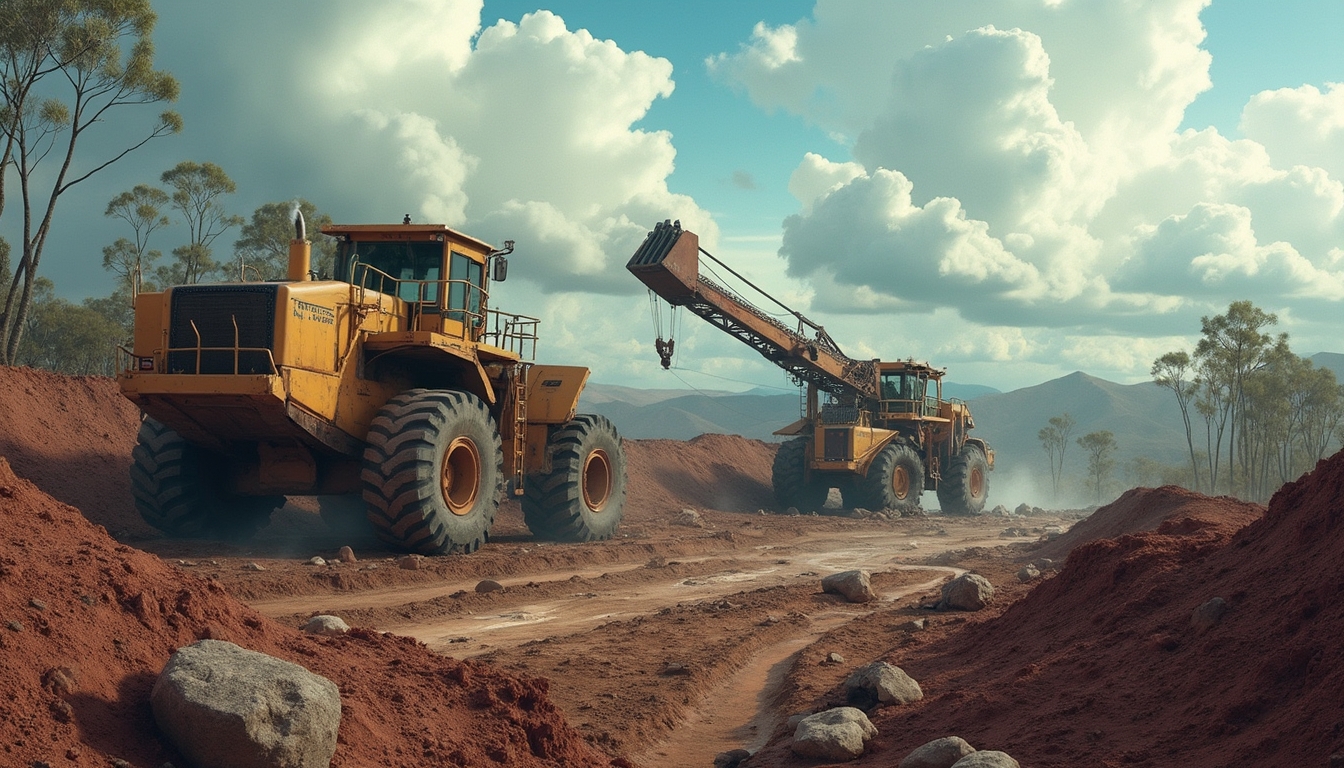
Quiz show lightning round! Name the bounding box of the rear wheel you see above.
[130,418,279,540]
[360,389,503,554]
[772,437,828,512]
[523,415,627,542]
[852,441,924,514]
[938,445,990,516]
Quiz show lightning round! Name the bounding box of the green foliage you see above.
[234,200,337,281]
[1077,430,1117,503]
[16,279,127,376]
[1150,350,1201,491]
[0,0,179,363]
[1037,412,1075,499]
[160,161,243,283]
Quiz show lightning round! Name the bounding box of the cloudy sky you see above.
[33,0,1344,393]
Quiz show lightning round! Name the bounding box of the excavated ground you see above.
[6,367,1336,768]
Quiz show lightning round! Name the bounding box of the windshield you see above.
[337,240,444,302]
[880,372,925,401]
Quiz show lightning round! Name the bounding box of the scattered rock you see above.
[151,640,340,768]
[306,557,326,567]
[951,751,1019,768]
[1017,564,1040,583]
[939,573,994,611]
[714,748,752,768]
[989,504,1011,516]
[27,598,46,611]
[1041,524,1065,540]
[672,508,705,527]
[821,569,876,603]
[336,546,357,563]
[5,619,22,632]
[785,507,800,516]
[644,556,667,569]
[845,661,923,708]
[1014,503,1033,516]
[1033,558,1055,570]
[898,619,927,632]
[41,666,77,695]
[241,562,266,572]
[397,555,424,571]
[1191,597,1228,632]
[900,736,977,768]
[760,615,780,626]
[301,615,350,636]
[790,707,878,761]
[475,579,504,593]
[825,652,845,665]
[661,662,692,676]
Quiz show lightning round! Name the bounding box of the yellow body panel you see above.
[527,365,589,424]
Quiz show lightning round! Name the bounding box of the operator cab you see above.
[324,223,496,340]
[877,362,944,418]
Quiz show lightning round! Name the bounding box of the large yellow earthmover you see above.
[118,214,625,553]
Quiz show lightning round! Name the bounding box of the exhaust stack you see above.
[287,209,311,281]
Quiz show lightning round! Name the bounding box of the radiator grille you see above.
[167,285,278,374]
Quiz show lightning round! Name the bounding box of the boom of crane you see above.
[627,220,993,515]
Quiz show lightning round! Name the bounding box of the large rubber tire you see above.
[130,418,279,540]
[772,437,828,512]
[317,494,375,536]
[522,415,627,542]
[938,445,991,516]
[360,389,503,555]
[851,441,924,514]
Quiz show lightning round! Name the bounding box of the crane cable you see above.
[647,289,679,369]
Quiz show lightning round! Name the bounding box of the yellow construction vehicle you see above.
[628,220,992,515]
[118,213,626,553]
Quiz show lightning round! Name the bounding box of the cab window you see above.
[447,251,484,323]
[339,240,444,302]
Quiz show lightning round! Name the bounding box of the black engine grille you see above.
[167,285,278,374]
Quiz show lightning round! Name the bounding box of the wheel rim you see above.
[970,466,985,499]
[441,437,481,516]
[891,464,911,500]
[582,449,612,512]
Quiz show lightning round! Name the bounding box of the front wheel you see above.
[851,441,924,514]
[937,446,990,516]
[523,415,627,542]
[772,437,828,512]
[360,389,503,554]
[130,418,278,541]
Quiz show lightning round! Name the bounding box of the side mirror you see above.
[492,256,508,282]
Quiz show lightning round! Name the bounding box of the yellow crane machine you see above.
[628,220,992,515]
[118,213,626,553]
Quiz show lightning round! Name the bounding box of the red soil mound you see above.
[770,454,1344,768]
[0,457,619,767]
[1034,484,1264,561]
[0,367,146,536]
[622,432,776,519]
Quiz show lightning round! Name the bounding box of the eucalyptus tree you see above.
[1151,350,1201,491]
[1037,412,1075,499]
[160,161,242,284]
[0,0,180,363]
[1077,430,1117,504]
[103,183,170,295]
[234,199,335,280]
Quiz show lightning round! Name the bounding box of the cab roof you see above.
[321,223,495,252]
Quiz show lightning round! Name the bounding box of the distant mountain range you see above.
[581,351,1344,481]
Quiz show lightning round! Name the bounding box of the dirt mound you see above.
[0,367,146,536]
[1034,484,1264,561]
[621,432,776,519]
[751,455,1344,767]
[0,457,618,767]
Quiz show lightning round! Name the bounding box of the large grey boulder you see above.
[844,661,923,708]
[822,570,876,603]
[900,736,976,768]
[151,640,341,768]
[939,573,994,611]
[951,751,1019,768]
[790,707,878,761]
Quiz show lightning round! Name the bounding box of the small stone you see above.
[5,620,21,632]
[825,652,845,665]
[785,507,800,516]
[898,619,927,632]
[111,760,133,768]
[49,699,73,723]
[899,736,976,768]
[714,748,752,768]
[302,615,350,636]
[27,598,45,611]
[397,555,424,571]
[672,508,705,527]
[1191,597,1228,632]
[337,546,357,563]
[475,580,504,593]
[821,570,877,603]
[242,562,266,572]
[845,661,923,707]
[307,556,327,566]
[791,707,877,761]
[1017,565,1040,583]
[662,662,692,675]
[951,751,1020,768]
[939,573,995,611]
